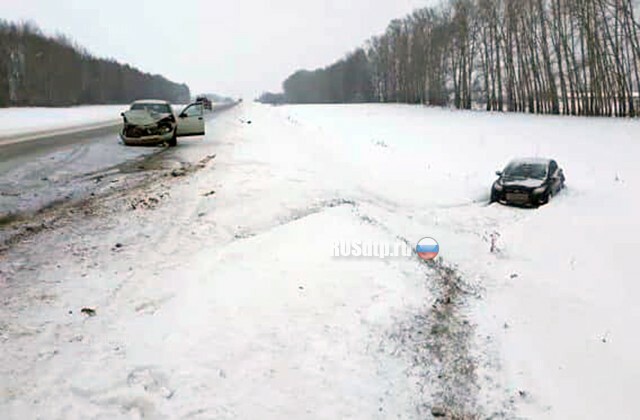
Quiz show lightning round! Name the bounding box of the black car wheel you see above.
[167,131,177,147]
[490,188,499,203]
[539,190,550,206]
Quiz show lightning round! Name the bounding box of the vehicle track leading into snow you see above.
[341,203,513,418]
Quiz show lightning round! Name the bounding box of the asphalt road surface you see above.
[0,104,236,224]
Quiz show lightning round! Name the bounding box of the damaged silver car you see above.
[120,100,205,146]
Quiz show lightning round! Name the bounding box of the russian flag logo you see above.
[416,237,439,260]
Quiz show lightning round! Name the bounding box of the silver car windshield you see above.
[130,103,172,114]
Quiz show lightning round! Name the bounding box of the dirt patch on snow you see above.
[390,255,511,419]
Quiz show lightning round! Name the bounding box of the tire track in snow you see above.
[342,205,513,419]
[345,206,484,417]
[392,258,484,419]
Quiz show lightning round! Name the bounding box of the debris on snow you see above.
[171,168,186,177]
[430,405,447,417]
[80,307,96,317]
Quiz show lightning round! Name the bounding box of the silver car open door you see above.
[176,103,205,137]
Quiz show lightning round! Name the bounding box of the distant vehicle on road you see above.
[195,95,213,111]
[491,158,565,207]
[120,100,204,147]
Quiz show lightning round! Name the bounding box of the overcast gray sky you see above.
[3,0,434,99]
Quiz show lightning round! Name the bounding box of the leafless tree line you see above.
[282,49,374,104]
[282,0,640,118]
[0,21,190,107]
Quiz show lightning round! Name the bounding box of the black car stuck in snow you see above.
[491,158,565,207]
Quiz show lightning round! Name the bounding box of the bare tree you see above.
[281,0,640,118]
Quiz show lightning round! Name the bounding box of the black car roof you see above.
[508,158,552,166]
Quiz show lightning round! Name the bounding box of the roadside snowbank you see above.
[0,105,128,138]
[0,104,199,139]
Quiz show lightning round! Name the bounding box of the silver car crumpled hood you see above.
[123,109,170,126]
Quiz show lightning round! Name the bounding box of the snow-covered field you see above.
[1,103,639,418]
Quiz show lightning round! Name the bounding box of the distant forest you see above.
[0,21,190,107]
[265,0,640,118]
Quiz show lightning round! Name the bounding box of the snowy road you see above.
[0,102,234,161]
[0,104,234,222]
[1,103,640,419]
